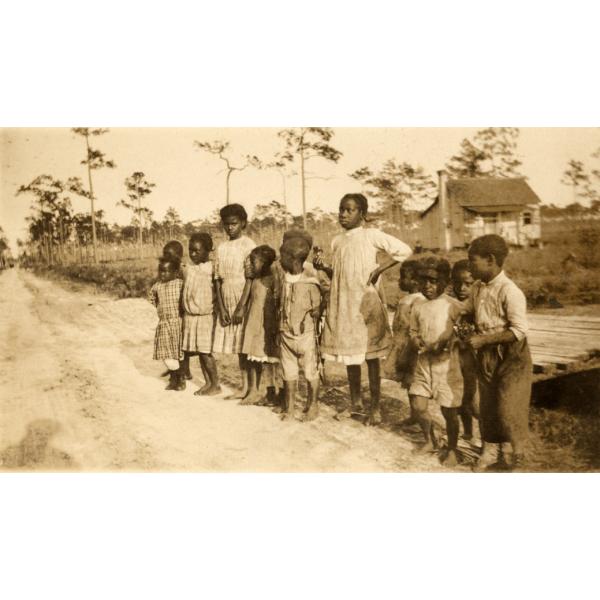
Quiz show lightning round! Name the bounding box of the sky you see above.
[1,127,599,251]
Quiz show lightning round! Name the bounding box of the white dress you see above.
[212,235,256,354]
[321,226,412,365]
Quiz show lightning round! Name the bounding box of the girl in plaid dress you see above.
[149,256,185,391]
[181,233,221,396]
[212,204,256,398]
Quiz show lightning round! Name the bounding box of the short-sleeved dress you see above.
[321,226,412,365]
[212,235,256,354]
[149,278,183,361]
[241,274,278,363]
[383,291,425,385]
[181,261,215,354]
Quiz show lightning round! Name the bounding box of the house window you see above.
[523,211,532,225]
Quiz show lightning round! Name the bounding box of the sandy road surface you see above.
[0,269,444,472]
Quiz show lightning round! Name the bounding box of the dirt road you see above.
[0,268,445,472]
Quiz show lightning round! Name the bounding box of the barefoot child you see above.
[314,193,412,425]
[465,235,532,471]
[409,257,464,466]
[212,204,256,397]
[384,258,425,427]
[149,256,186,391]
[240,245,279,405]
[181,232,221,396]
[278,236,323,422]
[450,259,479,441]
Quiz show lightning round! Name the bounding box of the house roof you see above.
[421,177,541,218]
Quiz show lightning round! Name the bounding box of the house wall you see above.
[419,202,441,249]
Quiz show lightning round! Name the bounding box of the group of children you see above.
[149,194,532,470]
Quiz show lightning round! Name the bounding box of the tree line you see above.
[14,127,598,266]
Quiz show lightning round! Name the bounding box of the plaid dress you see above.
[149,278,183,361]
[182,262,215,353]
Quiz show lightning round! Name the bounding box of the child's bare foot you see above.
[195,384,222,396]
[239,391,261,405]
[280,411,295,422]
[414,441,436,454]
[334,408,352,421]
[302,404,319,422]
[441,449,458,467]
[366,408,382,426]
[225,390,246,401]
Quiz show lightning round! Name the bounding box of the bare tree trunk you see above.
[300,148,306,229]
[84,132,98,264]
[138,200,143,259]
[225,169,232,205]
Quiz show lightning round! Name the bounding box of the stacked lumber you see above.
[528,314,600,378]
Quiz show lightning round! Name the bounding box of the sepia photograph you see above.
[2,127,599,473]
[2,2,599,598]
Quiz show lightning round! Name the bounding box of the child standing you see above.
[240,245,279,405]
[212,204,256,397]
[181,232,221,396]
[314,193,412,425]
[465,235,532,471]
[278,236,323,422]
[409,257,464,466]
[450,259,479,441]
[149,256,185,391]
[384,258,425,427]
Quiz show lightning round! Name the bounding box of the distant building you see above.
[418,170,542,250]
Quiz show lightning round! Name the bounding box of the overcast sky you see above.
[2,127,599,250]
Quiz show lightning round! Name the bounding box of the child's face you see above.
[280,247,300,273]
[400,268,418,293]
[189,241,209,265]
[338,199,363,230]
[452,269,474,301]
[158,262,176,283]
[468,253,495,282]
[163,247,181,262]
[222,216,244,240]
[419,269,447,300]
[250,253,265,277]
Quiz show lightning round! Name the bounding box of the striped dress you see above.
[212,235,256,354]
[181,261,215,354]
[149,278,183,361]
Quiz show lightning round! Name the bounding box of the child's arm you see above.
[366,230,413,285]
[232,278,252,325]
[408,305,426,353]
[148,283,158,307]
[468,285,528,349]
[214,279,230,327]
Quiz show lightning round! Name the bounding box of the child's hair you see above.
[340,193,369,217]
[163,240,184,259]
[468,234,509,267]
[281,237,311,262]
[250,245,277,273]
[159,255,181,272]
[400,257,422,275]
[451,259,472,280]
[283,228,313,249]
[219,203,248,223]
[189,231,213,252]
[418,256,451,281]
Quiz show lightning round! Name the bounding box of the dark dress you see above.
[242,275,278,361]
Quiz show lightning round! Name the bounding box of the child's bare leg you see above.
[441,406,459,466]
[226,354,249,399]
[336,364,364,419]
[281,380,297,421]
[195,354,221,396]
[366,358,382,426]
[302,378,320,421]
[240,362,263,404]
[411,395,435,452]
[182,353,193,380]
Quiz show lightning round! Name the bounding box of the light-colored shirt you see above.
[464,270,528,341]
[182,261,214,316]
[410,293,463,350]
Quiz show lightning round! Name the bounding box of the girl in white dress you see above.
[315,194,412,425]
[212,203,256,397]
